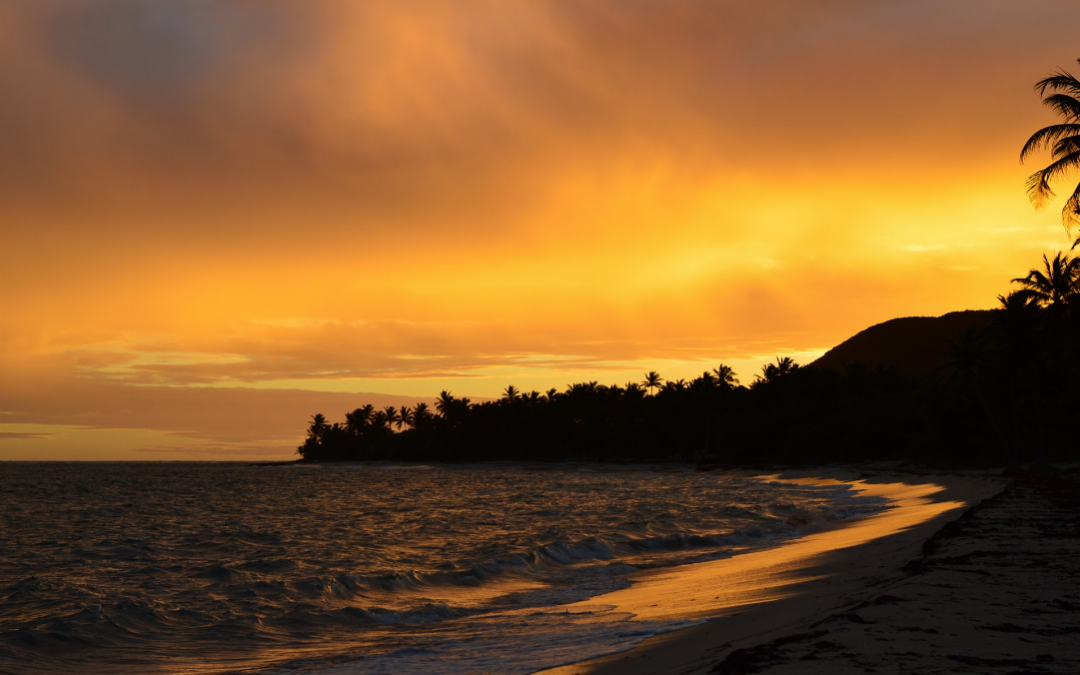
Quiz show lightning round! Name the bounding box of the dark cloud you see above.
[5,0,1075,232]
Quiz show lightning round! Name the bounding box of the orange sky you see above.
[2,1,1079,460]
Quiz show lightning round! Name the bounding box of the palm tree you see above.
[1011,251,1080,309]
[412,402,432,429]
[372,410,390,430]
[1012,250,1080,402]
[940,327,1016,470]
[435,391,456,416]
[994,291,1042,359]
[642,371,663,395]
[397,405,413,430]
[713,364,740,388]
[663,378,687,392]
[344,405,374,435]
[382,406,399,430]
[754,357,798,385]
[435,391,470,422]
[567,381,600,396]
[503,385,520,402]
[775,356,798,376]
[994,291,1047,465]
[307,413,330,442]
[1021,58,1080,234]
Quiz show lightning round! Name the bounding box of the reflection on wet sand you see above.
[538,475,977,675]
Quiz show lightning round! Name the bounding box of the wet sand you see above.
[537,468,1029,675]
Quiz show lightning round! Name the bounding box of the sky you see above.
[2,0,1078,460]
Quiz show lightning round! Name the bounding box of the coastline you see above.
[535,468,1006,675]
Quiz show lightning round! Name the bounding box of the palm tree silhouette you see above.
[1021,58,1080,234]
[1012,249,1080,399]
[372,410,389,430]
[435,391,456,416]
[503,385,520,402]
[435,391,470,423]
[397,405,413,430]
[1011,251,1080,308]
[307,413,330,442]
[345,405,374,435]
[382,406,399,430]
[994,291,1042,359]
[412,402,432,428]
[994,291,1047,465]
[664,378,687,392]
[754,357,798,385]
[642,371,663,396]
[940,327,1016,470]
[712,364,740,388]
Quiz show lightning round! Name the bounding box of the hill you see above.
[810,310,994,377]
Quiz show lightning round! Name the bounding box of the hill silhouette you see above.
[810,310,994,377]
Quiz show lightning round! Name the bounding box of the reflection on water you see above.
[0,463,888,674]
[567,478,965,623]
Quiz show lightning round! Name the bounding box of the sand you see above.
[536,468,1080,675]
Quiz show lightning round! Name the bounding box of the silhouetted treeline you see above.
[298,249,1079,468]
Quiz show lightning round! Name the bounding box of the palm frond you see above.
[1011,268,1048,291]
[1043,93,1080,120]
[1009,287,1047,307]
[1011,252,1080,304]
[1026,169,1056,207]
[1034,69,1080,97]
[1043,150,1080,182]
[1027,151,1080,209]
[1051,134,1080,158]
[1019,124,1080,161]
[1065,181,1080,236]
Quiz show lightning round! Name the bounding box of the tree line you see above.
[297,246,1078,468]
[297,58,1080,468]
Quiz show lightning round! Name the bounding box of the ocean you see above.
[0,463,889,675]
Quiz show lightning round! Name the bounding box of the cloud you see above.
[0,431,60,441]
[5,0,1075,227]
[131,442,298,458]
[2,0,1079,456]
[0,374,434,444]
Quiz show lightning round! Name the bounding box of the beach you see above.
[539,468,1080,675]
[1,463,898,675]
[4,463,1077,674]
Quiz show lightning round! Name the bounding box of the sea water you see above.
[0,463,888,674]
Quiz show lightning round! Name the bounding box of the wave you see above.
[0,463,893,675]
[287,501,888,605]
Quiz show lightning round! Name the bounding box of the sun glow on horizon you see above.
[2,1,1079,459]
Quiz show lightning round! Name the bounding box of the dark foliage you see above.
[1022,57,1080,234]
[297,61,1080,469]
[297,250,1078,468]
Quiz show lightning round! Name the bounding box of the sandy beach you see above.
[538,468,1080,675]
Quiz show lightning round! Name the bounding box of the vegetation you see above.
[297,247,1078,468]
[1022,57,1080,235]
[296,60,1080,469]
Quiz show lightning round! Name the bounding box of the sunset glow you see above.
[2,0,1078,459]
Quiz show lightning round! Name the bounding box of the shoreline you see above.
[535,468,1006,675]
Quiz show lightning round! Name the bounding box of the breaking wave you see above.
[0,463,888,674]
